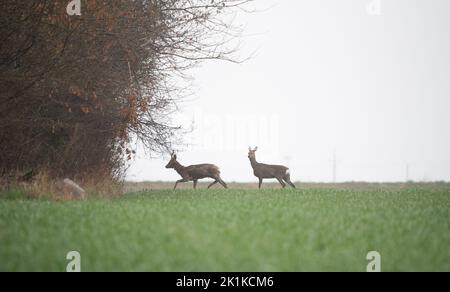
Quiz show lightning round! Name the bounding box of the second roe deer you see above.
[165,152,228,190]
[248,147,296,189]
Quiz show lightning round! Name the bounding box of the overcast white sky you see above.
[127,0,450,183]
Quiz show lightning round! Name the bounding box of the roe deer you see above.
[248,147,296,189]
[165,152,228,190]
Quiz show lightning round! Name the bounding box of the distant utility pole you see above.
[406,164,410,182]
[332,151,337,183]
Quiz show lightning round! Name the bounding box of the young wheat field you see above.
[0,183,449,272]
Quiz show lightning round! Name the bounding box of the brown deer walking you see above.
[165,152,228,190]
[248,147,296,189]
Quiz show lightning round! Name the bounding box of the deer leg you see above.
[208,180,218,189]
[283,175,296,189]
[217,177,228,189]
[193,179,198,189]
[258,178,263,189]
[174,179,188,190]
[276,177,286,188]
[211,174,228,189]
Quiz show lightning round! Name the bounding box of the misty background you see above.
[127,0,450,183]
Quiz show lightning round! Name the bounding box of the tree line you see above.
[0,0,250,185]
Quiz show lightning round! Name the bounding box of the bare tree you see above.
[0,0,253,183]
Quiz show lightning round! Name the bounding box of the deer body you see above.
[248,147,296,189]
[166,153,228,190]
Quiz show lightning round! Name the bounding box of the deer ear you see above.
[254,147,258,151]
[248,147,252,151]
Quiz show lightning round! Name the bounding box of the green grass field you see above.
[0,184,449,271]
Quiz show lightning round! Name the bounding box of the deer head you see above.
[248,146,258,159]
[165,151,177,169]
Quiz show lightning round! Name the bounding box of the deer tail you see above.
[213,165,221,174]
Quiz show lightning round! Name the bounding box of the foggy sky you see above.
[127,0,450,183]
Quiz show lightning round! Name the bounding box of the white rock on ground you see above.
[62,178,87,200]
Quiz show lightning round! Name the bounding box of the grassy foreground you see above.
[0,186,449,271]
